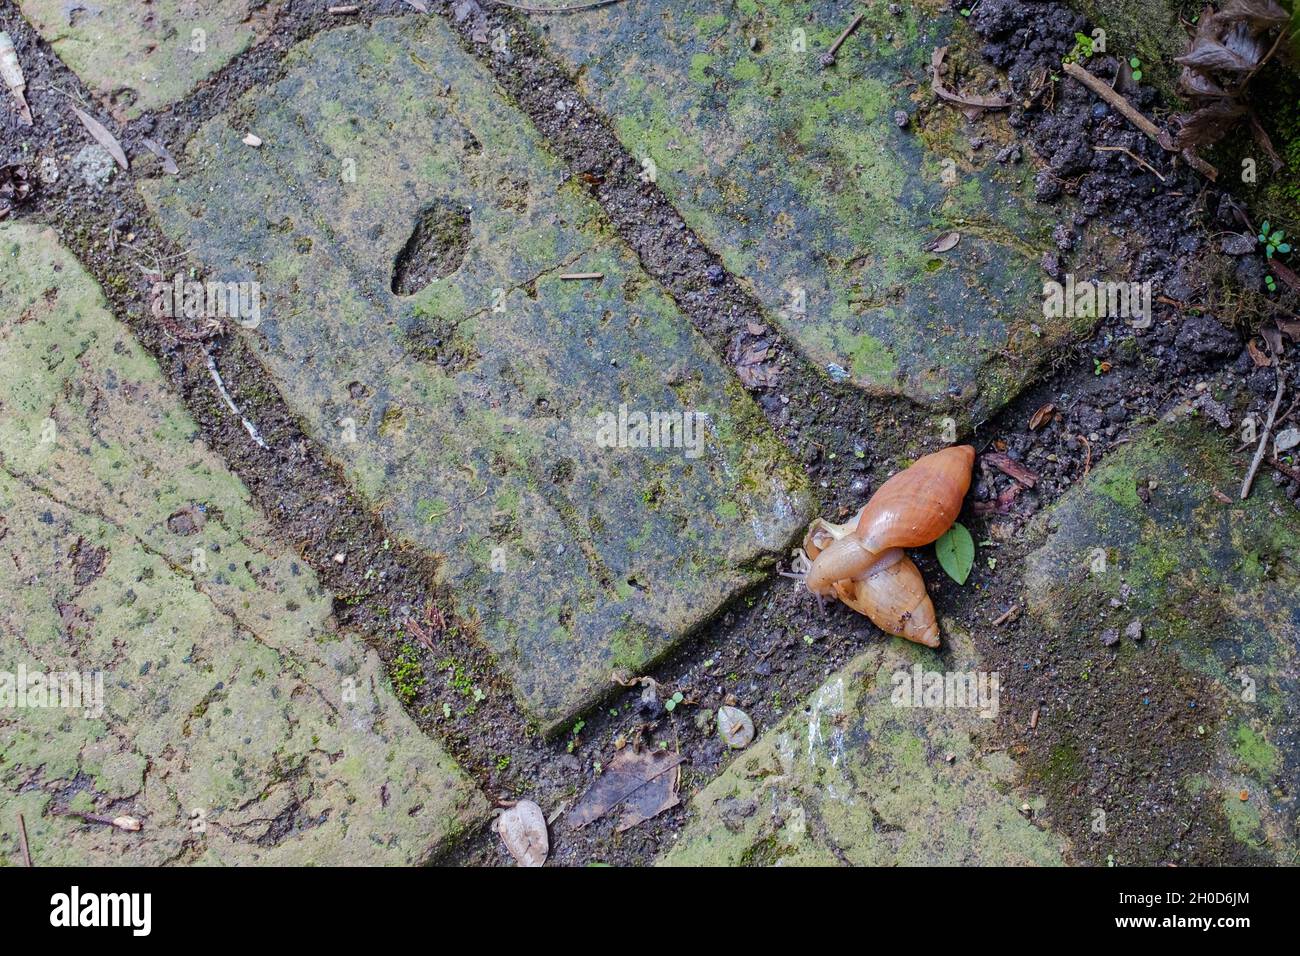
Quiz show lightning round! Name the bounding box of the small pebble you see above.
[893,110,910,129]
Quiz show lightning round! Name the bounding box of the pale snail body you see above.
[802,446,974,647]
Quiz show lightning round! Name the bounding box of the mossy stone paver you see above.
[539,0,1077,416]
[1024,419,1299,862]
[0,224,486,865]
[141,17,810,731]
[17,0,281,118]
[661,624,1066,865]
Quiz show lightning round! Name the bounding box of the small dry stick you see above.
[1242,370,1287,500]
[17,813,32,867]
[1029,707,1040,731]
[821,14,864,67]
[489,0,626,12]
[327,4,360,13]
[51,808,142,831]
[1093,145,1166,182]
[992,605,1019,626]
[559,271,604,281]
[1062,62,1217,181]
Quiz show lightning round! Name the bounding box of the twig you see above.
[204,348,269,449]
[1062,62,1217,181]
[1093,145,1166,182]
[1077,433,1092,475]
[821,14,864,67]
[558,272,604,281]
[1268,456,1300,483]
[1242,370,1287,500]
[992,605,1019,626]
[488,0,626,12]
[49,808,142,831]
[17,814,32,867]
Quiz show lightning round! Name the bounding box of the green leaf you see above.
[935,522,975,585]
[1131,70,1142,81]
[1129,56,1141,68]
[1279,243,1292,254]
[1262,221,1271,234]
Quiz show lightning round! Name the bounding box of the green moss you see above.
[1233,724,1280,777]
[390,642,426,705]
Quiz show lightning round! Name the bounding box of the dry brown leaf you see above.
[1028,402,1056,430]
[1246,338,1273,367]
[717,706,755,749]
[984,451,1039,488]
[496,800,548,867]
[568,748,682,831]
[930,47,1011,110]
[70,105,128,170]
[924,231,961,253]
[141,138,179,175]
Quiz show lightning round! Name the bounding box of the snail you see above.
[795,445,975,648]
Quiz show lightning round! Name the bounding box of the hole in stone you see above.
[391,199,471,296]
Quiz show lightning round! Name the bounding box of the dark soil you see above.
[1,0,1293,867]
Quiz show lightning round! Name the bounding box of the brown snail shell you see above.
[802,445,974,645]
[853,445,975,553]
[832,549,939,648]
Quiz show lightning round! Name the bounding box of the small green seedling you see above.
[567,718,586,753]
[1129,56,1143,82]
[1259,222,1291,259]
[1064,32,1095,64]
[664,690,685,712]
[1265,275,1278,293]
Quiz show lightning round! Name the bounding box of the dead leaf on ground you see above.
[141,138,179,175]
[496,800,548,867]
[1246,338,1273,367]
[1028,402,1056,430]
[924,231,961,253]
[568,747,682,832]
[984,451,1039,488]
[70,105,129,170]
[930,47,1011,111]
[717,706,755,749]
[0,163,33,219]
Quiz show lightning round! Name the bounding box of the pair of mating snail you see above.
[792,445,975,648]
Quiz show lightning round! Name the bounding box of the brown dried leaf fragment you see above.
[930,47,1011,111]
[568,747,682,831]
[70,105,129,170]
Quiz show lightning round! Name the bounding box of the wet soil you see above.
[1,0,1293,867]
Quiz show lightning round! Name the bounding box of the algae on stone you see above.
[17,1,283,117]
[1023,418,1299,862]
[141,17,810,730]
[660,624,1066,866]
[0,224,486,866]
[540,0,1077,418]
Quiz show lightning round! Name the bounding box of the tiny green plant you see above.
[1064,32,1094,64]
[1129,56,1142,82]
[1265,274,1278,293]
[664,690,684,712]
[1258,221,1291,259]
[567,718,586,753]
